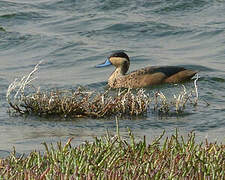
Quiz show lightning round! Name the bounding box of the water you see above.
[0,0,225,156]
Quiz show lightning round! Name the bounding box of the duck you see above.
[96,51,197,88]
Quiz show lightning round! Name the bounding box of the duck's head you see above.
[96,51,130,75]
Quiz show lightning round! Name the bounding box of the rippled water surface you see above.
[0,0,225,155]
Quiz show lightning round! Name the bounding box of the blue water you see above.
[0,0,225,155]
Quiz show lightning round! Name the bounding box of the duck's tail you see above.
[164,70,198,83]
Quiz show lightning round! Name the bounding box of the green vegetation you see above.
[0,128,224,179]
[6,62,200,118]
[0,26,6,32]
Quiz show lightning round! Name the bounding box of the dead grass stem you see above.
[6,62,201,118]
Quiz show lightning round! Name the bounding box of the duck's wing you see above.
[131,66,186,76]
[127,66,197,87]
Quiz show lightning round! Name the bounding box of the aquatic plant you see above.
[6,62,200,118]
[0,128,224,179]
[0,26,6,31]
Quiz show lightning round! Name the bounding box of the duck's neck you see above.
[108,67,125,87]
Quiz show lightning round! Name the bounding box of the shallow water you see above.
[0,0,225,156]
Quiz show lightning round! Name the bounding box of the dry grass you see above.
[6,62,201,118]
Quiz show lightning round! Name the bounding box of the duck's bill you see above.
[95,59,112,68]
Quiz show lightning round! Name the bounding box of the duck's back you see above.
[132,66,185,76]
[124,66,197,88]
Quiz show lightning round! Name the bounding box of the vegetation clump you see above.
[0,129,224,179]
[6,62,200,118]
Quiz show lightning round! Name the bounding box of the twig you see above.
[194,73,199,106]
